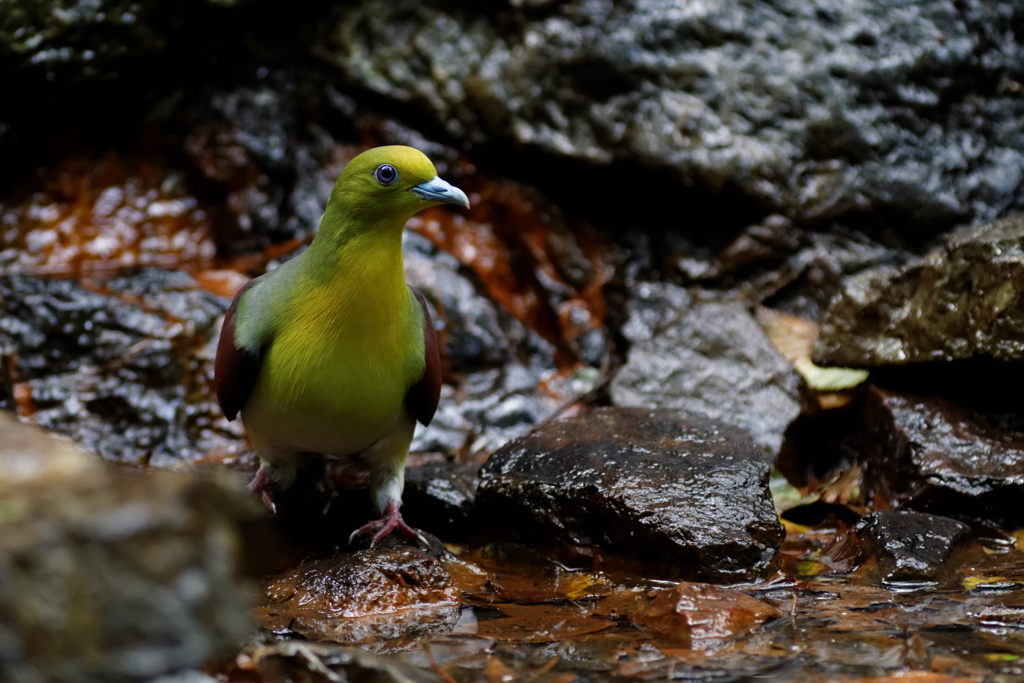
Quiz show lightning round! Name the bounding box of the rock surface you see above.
[610,300,803,456]
[322,0,1024,231]
[856,510,974,586]
[0,270,245,465]
[5,0,1024,234]
[815,215,1024,367]
[402,459,479,541]
[618,281,691,346]
[475,408,784,583]
[859,386,1024,524]
[254,537,461,643]
[0,411,261,683]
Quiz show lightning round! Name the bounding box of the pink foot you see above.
[349,501,425,547]
[248,468,276,513]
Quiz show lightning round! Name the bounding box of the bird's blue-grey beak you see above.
[411,176,470,208]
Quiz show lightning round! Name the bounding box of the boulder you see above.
[0,411,262,683]
[856,510,974,586]
[860,387,1024,524]
[321,0,1024,231]
[475,407,784,583]
[815,215,1024,367]
[610,300,803,457]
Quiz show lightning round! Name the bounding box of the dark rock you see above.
[0,0,182,85]
[859,387,1024,525]
[181,75,350,253]
[402,459,479,541]
[610,300,803,457]
[855,510,974,586]
[322,0,1024,232]
[254,537,461,643]
[0,411,262,683]
[732,225,904,324]
[0,271,245,466]
[475,407,784,583]
[815,215,1024,367]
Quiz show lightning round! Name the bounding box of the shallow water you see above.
[228,520,1024,682]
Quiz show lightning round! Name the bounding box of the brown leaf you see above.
[632,582,781,646]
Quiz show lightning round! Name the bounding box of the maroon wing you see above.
[214,280,264,420]
[405,289,442,426]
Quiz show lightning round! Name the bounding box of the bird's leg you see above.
[247,466,277,513]
[348,500,426,547]
[347,413,424,547]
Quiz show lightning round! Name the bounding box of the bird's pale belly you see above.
[241,331,419,458]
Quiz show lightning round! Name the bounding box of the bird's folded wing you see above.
[405,288,442,427]
[214,280,265,420]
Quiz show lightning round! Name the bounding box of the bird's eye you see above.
[375,164,398,185]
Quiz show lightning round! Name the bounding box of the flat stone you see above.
[855,510,974,586]
[815,215,1024,367]
[0,412,262,683]
[859,387,1024,524]
[475,408,784,583]
[610,300,803,457]
[254,536,461,643]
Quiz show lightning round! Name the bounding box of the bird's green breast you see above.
[243,233,425,454]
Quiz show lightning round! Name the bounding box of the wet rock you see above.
[254,537,461,643]
[610,300,803,457]
[859,387,1024,524]
[475,408,784,583]
[402,459,479,541]
[815,215,1024,367]
[619,281,691,345]
[411,360,565,458]
[633,583,781,647]
[236,640,443,683]
[323,0,1024,231]
[182,76,350,254]
[0,270,245,466]
[855,510,973,586]
[0,1,183,85]
[0,412,261,683]
[404,231,512,369]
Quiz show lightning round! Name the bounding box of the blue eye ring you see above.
[375,164,398,185]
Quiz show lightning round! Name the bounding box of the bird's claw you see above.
[248,469,277,514]
[349,501,427,548]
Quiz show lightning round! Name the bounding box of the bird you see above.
[213,145,468,545]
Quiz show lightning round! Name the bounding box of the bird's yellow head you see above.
[324,146,470,232]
